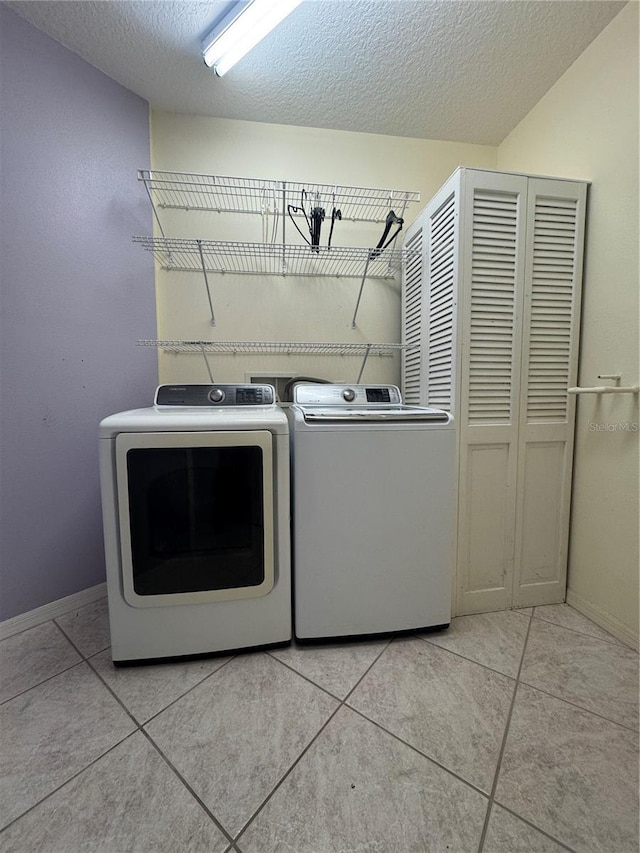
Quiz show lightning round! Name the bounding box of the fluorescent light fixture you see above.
[202,0,302,77]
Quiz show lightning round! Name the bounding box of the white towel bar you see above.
[568,386,639,394]
[568,373,639,395]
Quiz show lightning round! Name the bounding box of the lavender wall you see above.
[0,7,158,620]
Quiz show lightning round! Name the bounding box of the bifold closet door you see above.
[402,177,459,411]
[456,172,528,615]
[401,169,586,616]
[512,179,586,607]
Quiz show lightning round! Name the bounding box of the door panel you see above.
[513,179,587,606]
[456,171,527,614]
[456,438,515,613]
[115,430,275,607]
[516,440,567,597]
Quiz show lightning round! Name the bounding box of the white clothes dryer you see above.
[288,384,455,640]
[99,384,291,663]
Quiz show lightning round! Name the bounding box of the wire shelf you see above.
[133,237,411,279]
[137,340,410,357]
[138,170,420,223]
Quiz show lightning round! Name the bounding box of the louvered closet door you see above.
[424,186,458,412]
[401,222,426,405]
[456,171,528,615]
[513,179,586,607]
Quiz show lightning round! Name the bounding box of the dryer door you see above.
[115,430,274,607]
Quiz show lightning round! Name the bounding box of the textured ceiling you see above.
[3,0,625,145]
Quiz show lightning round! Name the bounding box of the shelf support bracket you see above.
[141,173,168,239]
[196,240,216,326]
[199,344,215,383]
[280,181,287,273]
[351,253,373,329]
[355,344,373,383]
[384,196,410,275]
[140,170,174,265]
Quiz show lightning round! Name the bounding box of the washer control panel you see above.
[293,384,402,407]
[155,384,275,407]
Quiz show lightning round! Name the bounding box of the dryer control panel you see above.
[155,384,275,407]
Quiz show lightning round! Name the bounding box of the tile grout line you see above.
[140,728,236,849]
[490,803,579,853]
[515,679,640,733]
[259,631,563,833]
[531,613,630,650]
[473,606,636,851]
[142,643,392,847]
[336,633,522,803]
[79,645,240,845]
[0,658,83,708]
[85,651,248,844]
[52,617,108,662]
[343,701,491,800]
[0,730,140,837]
[476,608,534,853]
[336,634,395,705]
[0,622,143,834]
[54,601,246,714]
[409,623,639,734]
[84,654,150,728]
[251,634,531,845]
[520,610,639,732]
[234,702,343,849]
[40,636,240,847]
[138,653,238,727]
[264,648,366,704]
[55,603,242,715]
[4,637,383,847]
[416,632,523,680]
[0,618,101,707]
[233,636,396,848]
[263,635,397,707]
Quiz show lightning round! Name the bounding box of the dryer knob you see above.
[342,388,356,402]
[208,388,225,403]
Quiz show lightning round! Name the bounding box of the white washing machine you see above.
[288,384,455,640]
[99,384,291,663]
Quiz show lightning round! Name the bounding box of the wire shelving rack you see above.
[133,237,406,277]
[135,169,421,330]
[133,237,416,328]
[137,170,420,224]
[138,340,414,384]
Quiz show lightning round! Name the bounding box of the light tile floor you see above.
[0,600,638,852]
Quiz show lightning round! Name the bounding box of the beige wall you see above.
[498,2,639,645]
[150,112,494,386]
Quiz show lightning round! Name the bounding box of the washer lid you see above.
[299,407,452,424]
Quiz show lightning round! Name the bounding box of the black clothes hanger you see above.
[371,210,404,258]
[287,190,342,252]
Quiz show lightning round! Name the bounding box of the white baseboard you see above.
[0,583,107,641]
[566,588,639,650]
